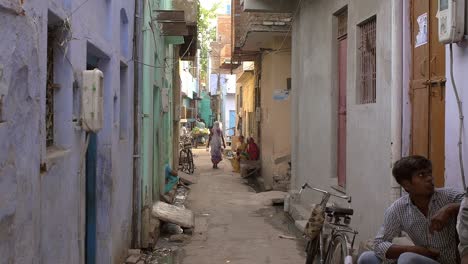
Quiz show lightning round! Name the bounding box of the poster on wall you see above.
[415,13,428,47]
[273,89,290,101]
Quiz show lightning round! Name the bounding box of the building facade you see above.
[0,0,136,263]
[231,0,293,190]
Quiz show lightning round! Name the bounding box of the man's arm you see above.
[374,206,440,260]
[374,207,401,259]
[430,203,461,233]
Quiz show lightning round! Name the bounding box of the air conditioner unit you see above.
[82,69,104,132]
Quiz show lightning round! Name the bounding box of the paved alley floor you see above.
[180,149,306,264]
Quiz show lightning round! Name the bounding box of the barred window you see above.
[357,17,376,104]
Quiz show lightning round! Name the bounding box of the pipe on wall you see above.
[390,0,404,201]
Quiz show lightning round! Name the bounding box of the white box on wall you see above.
[82,69,104,132]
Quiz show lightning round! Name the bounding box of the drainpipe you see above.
[391,0,403,201]
[131,0,142,248]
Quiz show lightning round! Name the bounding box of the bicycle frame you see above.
[299,183,357,264]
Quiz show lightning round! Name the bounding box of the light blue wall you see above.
[0,0,136,263]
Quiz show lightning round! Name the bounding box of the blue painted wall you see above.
[0,0,136,263]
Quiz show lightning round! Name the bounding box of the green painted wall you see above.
[141,0,178,215]
[199,90,213,127]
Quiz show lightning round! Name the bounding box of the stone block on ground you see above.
[126,254,141,264]
[179,171,197,184]
[128,249,141,255]
[169,234,191,243]
[295,220,308,233]
[152,201,194,228]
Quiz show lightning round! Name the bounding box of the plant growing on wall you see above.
[197,1,222,83]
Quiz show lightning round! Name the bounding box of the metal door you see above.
[410,0,446,187]
[229,110,236,136]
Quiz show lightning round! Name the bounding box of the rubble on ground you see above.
[125,247,179,264]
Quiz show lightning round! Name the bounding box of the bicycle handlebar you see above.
[299,183,352,203]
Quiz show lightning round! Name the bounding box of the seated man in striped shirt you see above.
[359,156,464,264]
[458,195,468,264]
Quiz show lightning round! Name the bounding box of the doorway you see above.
[410,0,446,187]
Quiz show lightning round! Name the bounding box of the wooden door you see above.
[410,0,446,187]
[338,37,347,188]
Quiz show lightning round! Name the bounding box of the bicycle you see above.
[179,134,195,174]
[299,183,358,264]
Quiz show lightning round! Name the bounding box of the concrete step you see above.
[295,220,308,233]
[287,199,311,221]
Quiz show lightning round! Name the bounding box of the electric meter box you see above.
[438,0,465,44]
[161,88,169,113]
[82,69,104,132]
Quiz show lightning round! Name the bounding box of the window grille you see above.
[337,10,348,39]
[358,17,377,104]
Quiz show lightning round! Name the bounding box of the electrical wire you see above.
[276,0,303,52]
[449,44,466,190]
[69,0,90,18]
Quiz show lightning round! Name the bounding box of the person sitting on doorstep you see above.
[164,163,179,194]
[246,137,259,161]
[358,155,463,264]
[231,135,248,173]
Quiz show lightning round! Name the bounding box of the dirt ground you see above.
[178,148,306,264]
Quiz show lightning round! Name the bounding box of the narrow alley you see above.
[4,0,468,263]
[179,149,306,264]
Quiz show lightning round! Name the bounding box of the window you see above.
[119,66,128,139]
[239,86,243,107]
[0,95,4,124]
[0,67,4,123]
[120,8,129,58]
[357,17,377,104]
[46,27,56,147]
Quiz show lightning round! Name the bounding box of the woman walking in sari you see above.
[207,121,226,169]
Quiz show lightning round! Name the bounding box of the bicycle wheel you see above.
[187,149,194,174]
[305,238,320,264]
[179,149,189,173]
[324,234,349,264]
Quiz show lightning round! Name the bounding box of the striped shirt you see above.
[374,188,464,264]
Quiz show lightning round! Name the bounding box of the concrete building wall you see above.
[0,0,135,263]
[216,15,232,64]
[260,48,291,188]
[291,0,394,242]
[444,45,468,190]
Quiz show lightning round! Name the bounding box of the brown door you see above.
[337,10,348,188]
[410,0,446,187]
[338,37,347,188]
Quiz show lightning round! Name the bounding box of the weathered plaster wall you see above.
[445,44,468,190]
[0,3,42,263]
[291,0,394,242]
[260,47,291,189]
[0,0,135,263]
